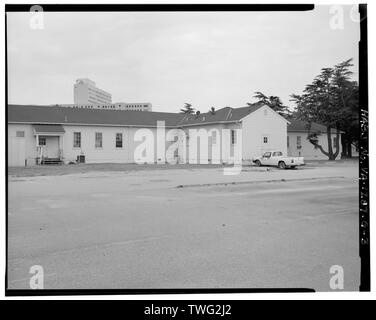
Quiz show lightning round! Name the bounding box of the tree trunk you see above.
[347,143,353,158]
[327,126,335,160]
[341,134,347,158]
[333,128,341,160]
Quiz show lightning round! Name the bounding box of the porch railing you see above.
[36,146,44,164]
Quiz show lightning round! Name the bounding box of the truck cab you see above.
[253,151,304,169]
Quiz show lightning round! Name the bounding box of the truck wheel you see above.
[278,161,286,169]
[255,160,261,167]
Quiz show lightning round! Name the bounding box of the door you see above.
[40,136,59,158]
[46,136,59,158]
[261,152,272,165]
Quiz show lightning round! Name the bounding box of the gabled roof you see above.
[8,105,184,127]
[7,104,268,128]
[176,104,264,126]
[287,119,328,133]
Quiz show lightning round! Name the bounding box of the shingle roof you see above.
[287,119,328,133]
[7,104,266,128]
[33,124,65,133]
[176,104,264,126]
[8,105,184,127]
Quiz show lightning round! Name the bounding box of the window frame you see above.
[211,131,217,145]
[116,133,123,148]
[297,135,302,147]
[73,132,81,148]
[38,136,46,146]
[95,132,103,149]
[231,129,236,145]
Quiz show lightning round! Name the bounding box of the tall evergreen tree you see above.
[250,92,290,116]
[290,59,358,160]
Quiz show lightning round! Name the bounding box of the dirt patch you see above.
[7,163,230,178]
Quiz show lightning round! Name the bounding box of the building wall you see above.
[241,105,288,160]
[8,124,37,166]
[287,131,342,160]
[8,122,248,166]
[62,125,161,164]
[8,107,290,166]
[177,123,240,164]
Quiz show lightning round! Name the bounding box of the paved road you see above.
[8,164,359,291]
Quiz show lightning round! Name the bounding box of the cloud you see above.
[7,7,359,112]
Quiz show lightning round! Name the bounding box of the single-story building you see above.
[287,119,342,160]
[7,103,289,166]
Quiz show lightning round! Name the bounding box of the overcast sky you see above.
[7,6,359,113]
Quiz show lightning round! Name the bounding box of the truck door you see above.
[262,152,272,165]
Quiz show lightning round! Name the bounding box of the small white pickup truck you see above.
[253,151,304,169]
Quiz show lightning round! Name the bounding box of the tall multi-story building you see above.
[74,78,112,105]
[71,78,152,111]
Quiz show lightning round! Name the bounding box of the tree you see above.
[331,60,359,158]
[180,103,195,114]
[249,92,290,116]
[290,59,358,160]
[339,83,358,157]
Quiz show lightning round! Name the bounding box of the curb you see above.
[176,176,346,188]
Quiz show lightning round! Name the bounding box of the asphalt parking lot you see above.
[7,161,359,291]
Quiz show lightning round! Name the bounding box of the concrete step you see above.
[41,158,63,165]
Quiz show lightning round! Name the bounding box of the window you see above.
[287,136,289,148]
[38,137,46,145]
[263,136,268,144]
[333,137,337,146]
[211,131,217,144]
[272,151,283,156]
[95,132,103,148]
[116,133,123,148]
[263,152,271,158]
[73,132,81,148]
[16,131,25,137]
[231,130,236,144]
[297,136,302,148]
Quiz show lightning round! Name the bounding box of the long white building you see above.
[287,119,343,160]
[7,103,289,166]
